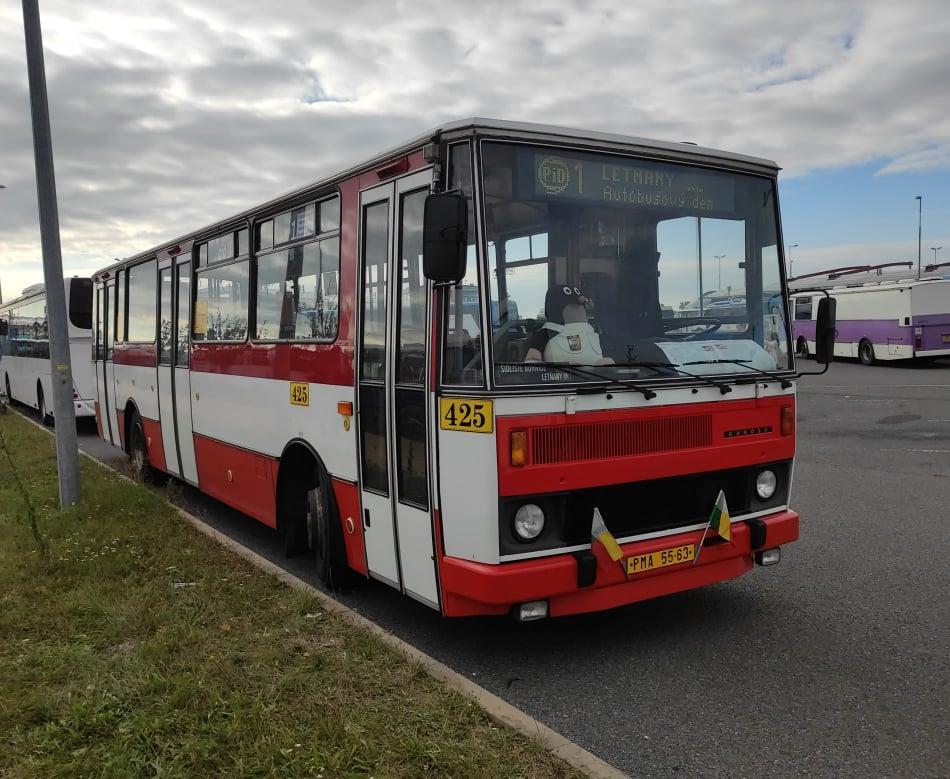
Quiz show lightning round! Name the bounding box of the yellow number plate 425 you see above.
[439,398,493,433]
[626,543,695,575]
[289,382,310,406]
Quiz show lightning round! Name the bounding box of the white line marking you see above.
[878,448,950,454]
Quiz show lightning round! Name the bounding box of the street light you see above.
[932,247,943,269]
[0,185,4,303]
[713,254,725,289]
[787,244,799,277]
[916,195,922,279]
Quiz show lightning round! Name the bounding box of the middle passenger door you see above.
[357,169,439,608]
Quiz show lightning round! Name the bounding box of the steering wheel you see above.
[660,317,722,340]
[456,318,526,373]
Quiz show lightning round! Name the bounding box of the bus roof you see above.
[92,117,781,279]
[0,278,91,312]
[790,275,950,295]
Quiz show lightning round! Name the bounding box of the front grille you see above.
[529,414,713,465]
[568,468,754,541]
[498,461,791,556]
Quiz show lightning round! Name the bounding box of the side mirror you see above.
[815,297,836,364]
[423,192,467,283]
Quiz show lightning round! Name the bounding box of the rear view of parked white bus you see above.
[0,278,96,424]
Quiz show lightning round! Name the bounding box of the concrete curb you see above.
[11,406,628,779]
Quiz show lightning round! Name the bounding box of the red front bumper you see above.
[440,510,799,617]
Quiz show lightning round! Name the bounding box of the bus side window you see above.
[794,297,813,320]
[176,262,191,366]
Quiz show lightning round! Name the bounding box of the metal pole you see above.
[697,218,703,316]
[0,185,4,303]
[22,0,80,506]
[916,196,922,280]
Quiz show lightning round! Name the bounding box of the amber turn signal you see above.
[780,405,794,436]
[337,401,353,417]
[510,430,527,467]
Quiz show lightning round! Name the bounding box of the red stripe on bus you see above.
[495,397,795,496]
[113,343,158,367]
[193,433,278,528]
[142,417,166,473]
[189,342,354,385]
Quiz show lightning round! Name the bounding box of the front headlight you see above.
[755,469,778,500]
[513,504,545,541]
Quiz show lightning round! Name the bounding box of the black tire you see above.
[38,385,53,426]
[307,466,355,590]
[796,337,810,359]
[859,339,875,366]
[282,483,310,558]
[128,410,166,484]
[4,374,12,404]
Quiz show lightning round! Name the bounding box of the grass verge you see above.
[0,411,576,778]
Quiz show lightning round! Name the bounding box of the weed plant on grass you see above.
[0,413,576,778]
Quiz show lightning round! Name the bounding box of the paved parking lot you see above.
[45,358,950,777]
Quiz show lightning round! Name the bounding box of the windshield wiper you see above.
[499,361,658,400]
[681,359,792,389]
[615,359,733,395]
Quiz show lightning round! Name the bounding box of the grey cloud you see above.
[0,0,948,294]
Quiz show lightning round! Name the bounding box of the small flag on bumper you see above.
[708,489,731,542]
[694,489,731,564]
[591,508,623,562]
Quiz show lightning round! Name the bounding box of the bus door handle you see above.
[364,508,371,528]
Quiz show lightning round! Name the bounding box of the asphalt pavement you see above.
[35,358,950,777]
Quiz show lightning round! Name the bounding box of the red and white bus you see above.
[92,119,810,619]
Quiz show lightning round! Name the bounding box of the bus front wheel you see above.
[306,467,354,590]
[859,339,875,366]
[38,385,53,426]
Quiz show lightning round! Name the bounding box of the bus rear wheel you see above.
[859,339,875,366]
[128,410,165,485]
[306,467,354,590]
[796,337,810,359]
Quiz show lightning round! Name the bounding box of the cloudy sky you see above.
[1,0,949,300]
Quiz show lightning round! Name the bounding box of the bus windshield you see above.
[479,142,791,386]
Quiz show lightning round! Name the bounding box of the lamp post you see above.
[932,247,943,269]
[714,254,725,290]
[787,244,799,278]
[916,195,922,280]
[0,185,5,304]
[22,0,81,506]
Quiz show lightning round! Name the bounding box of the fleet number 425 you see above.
[439,398,493,433]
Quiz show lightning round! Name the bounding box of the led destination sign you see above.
[525,152,735,213]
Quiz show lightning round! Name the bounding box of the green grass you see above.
[0,411,577,778]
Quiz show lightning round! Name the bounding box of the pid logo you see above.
[537,156,570,194]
